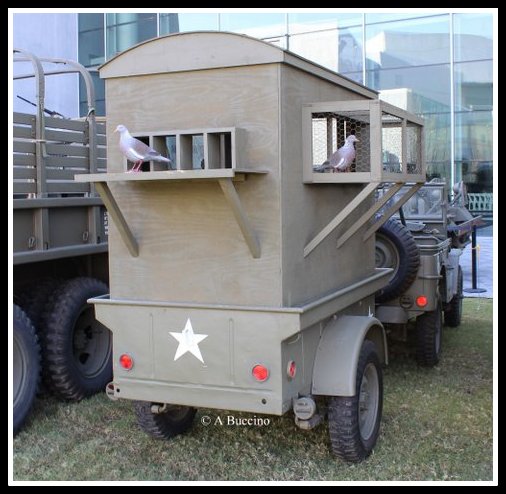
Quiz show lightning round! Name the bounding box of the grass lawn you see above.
[12,298,494,482]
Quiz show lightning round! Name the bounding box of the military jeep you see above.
[375,179,479,366]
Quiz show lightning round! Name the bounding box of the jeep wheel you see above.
[416,299,442,367]
[328,340,383,462]
[444,266,463,327]
[41,277,112,400]
[375,219,420,303]
[134,402,197,439]
[13,305,40,435]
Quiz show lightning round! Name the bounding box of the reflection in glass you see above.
[454,13,493,62]
[288,13,361,34]
[159,13,179,35]
[365,15,450,69]
[178,13,218,32]
[78,14,104,67]
[454,60,492,111]
[106,13,157,60]
[220,13,285,38]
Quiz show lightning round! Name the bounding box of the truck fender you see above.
[311,315,387,397]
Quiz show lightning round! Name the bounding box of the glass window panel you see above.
[177,13,218,31]
[79,13,104,32]
[455,111,492,163]
[337,26,363,75]
[290,25,363,78]
[78,28,105,67]
[421,112,451,183]
[367,64,451,108]
[288,13,361,34]
[159,13,179,35]
[454,60,492,111]
[365,15,450,69]
[365,13,437,24]
[106,13,157,59]
[290,29,339,72]
[454,13,493,62]
[79,71,105,117]
[219,13,286,38]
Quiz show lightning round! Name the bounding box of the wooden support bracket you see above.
[336,182,404,249]
[94,182,139,257]
[362,182,424,241]
[218,178,261,259]
[304,182,379,258]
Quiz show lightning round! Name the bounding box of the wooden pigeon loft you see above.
[76,32,426,308]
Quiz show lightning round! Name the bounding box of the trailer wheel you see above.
[444,266,463,327]
[41,277,111,400]
[134,402,197,439]
[416,299,442,367]
[13,305,40,435]
[375,219,420,303]
[328,340,383,462]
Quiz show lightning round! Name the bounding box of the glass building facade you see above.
[78,12,493,198]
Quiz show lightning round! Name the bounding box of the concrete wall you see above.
[13,13,79,118]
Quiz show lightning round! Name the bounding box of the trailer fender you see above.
[311,315,387,397]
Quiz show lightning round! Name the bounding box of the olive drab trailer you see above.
[12,49,111,435]
[80,32,426,462]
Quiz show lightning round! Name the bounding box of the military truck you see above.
[12,49,111,434]
[375,179,480,366]
[79,32,427,462]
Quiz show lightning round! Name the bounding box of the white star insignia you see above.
[169,318,208,363]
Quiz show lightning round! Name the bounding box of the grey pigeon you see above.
[328,134,359,172]
[114,124,172,172]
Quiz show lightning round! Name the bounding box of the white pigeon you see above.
[114,124,172,172]
[328,134,359,173]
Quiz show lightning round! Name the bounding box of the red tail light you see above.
[119,353,134,370]
[252,364,269,382]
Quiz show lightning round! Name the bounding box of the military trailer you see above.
[13,49,111,434]
[375,180,480,366]
[79,32,426,462]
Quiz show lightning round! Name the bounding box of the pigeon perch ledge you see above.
[76,169,267,258]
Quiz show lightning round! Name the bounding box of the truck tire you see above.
[328,340,383,462]
[375,219,420,303]
[416,299,442,367]
[18,278,61,332]
[13,305,40,435]
[41,277,112,400]
[444,266,463,327]
[134,402,197,439]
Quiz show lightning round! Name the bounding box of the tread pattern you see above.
[328,340,383,462]
[416,301,442,367]
[444,266,463,327]
[13,305,40,434]
[40,277,110,401]
[134,402,197,440]
[376,218,420,303]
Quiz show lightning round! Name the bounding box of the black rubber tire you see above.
[13,305,40,435]
[375,218,420,303]
[416,299,443,367]
[134,402,197,439]
[328,340,383,462]
[18,278,61,332]
[444,266,463,327]
[41,277,112,401]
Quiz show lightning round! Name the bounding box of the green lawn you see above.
[12,298,494,482]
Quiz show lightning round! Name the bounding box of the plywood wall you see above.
[279,65,376,306]
[105,64,283,306]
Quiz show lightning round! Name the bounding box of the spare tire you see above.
[375,218,420,303]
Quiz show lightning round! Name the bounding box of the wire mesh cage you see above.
[311,111,371,173]
[303,100,425,183]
